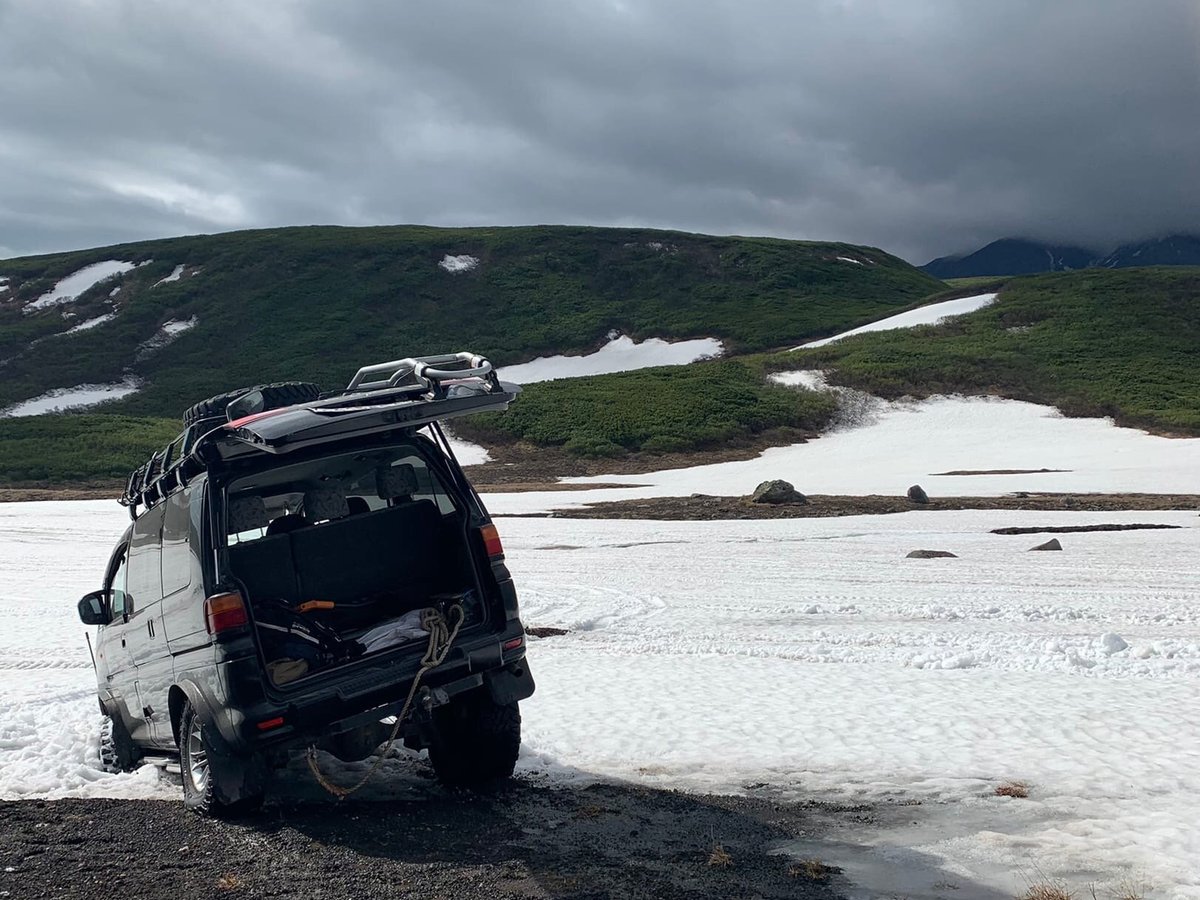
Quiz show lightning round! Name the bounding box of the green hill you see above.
[776,267,1200,434]
[0,225,939,416]
[0,224,943,484]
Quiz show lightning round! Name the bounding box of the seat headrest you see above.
[228,495,268,534]
[376,464,418,501]
[303,488,349,523]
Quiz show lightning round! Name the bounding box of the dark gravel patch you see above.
[0,782,860,899]
[535,493,1200,521]
[991,523,1183,535]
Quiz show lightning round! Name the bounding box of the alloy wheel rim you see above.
[186,717,209,793]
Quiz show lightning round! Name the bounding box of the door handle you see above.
[121,638,126,648]
[147,619,155,638]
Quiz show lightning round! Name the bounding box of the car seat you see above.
[303,487,349,524]
[228,495,268,541]
[376,464,418,506]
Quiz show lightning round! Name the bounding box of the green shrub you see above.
[0,414,180,484]
[457,359,837,455]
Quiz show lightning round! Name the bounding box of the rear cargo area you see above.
[223,440,482,685]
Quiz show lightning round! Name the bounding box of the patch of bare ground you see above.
[0,482,123,503]
[0,784,854,900]
[539,493,1200,521]
[932,468,1070,476]
[994,781,1030,798]
[992,523,1182,535]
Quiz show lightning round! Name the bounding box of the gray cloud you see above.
[1,0,1197,262]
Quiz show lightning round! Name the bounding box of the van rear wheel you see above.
[179,701,265,816]
[428,692,521,788]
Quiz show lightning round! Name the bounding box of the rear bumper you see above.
[213,627,533,754]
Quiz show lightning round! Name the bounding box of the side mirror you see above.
[78,590,110,626]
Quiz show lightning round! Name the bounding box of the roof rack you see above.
[118,350,512,518]
[345,352,494,393]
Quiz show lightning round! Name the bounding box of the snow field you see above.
[793,292,998,349]
[23,261,136,311]
[480,388,1200,515]
[0,376,142,417]
[505,512,1200,896]
[497,333,724,384]
[3,503,1197,895]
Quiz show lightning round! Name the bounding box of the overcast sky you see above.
[1,0,1197,263]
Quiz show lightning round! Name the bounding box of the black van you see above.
[77,353,534,814]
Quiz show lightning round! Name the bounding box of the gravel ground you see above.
[542,491,1200,520]
[0,782,867,899]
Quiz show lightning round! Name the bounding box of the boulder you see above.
[907,484,929,503]
[906,549,958,559]
[1029,538,1063,551]
[751,480,807,505]
[1099,632,1128,655]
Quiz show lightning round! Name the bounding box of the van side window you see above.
[108,548,129,619]
[161,487,193,596]
[126,505,165,613]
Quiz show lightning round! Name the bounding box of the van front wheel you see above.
[428,692,521,788]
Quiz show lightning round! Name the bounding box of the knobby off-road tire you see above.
[179,701,264,817]
[99,714,140,774]
[429,692,521,788]
[181,381,321,427]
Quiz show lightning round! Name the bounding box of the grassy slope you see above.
[0,415,181,484]
[771,267,1200,434]
[0,225,941,485]
[0,225,939,417]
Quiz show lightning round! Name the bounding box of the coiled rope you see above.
[305,603,465,799]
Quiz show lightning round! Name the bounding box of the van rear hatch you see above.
[216,383,518,459]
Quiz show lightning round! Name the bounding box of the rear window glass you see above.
[225,445,457,545]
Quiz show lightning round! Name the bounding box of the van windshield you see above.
[225,444,457,545]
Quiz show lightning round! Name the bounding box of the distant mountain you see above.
[923,234,1200,279]
[1096,234,1200,268]
[922,239,1094,279]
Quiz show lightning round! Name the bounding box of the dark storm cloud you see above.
[1,0,1197,262]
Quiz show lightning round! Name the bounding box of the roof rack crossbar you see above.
[346,352,492,393]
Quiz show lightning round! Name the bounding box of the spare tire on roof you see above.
[182,381,321,427]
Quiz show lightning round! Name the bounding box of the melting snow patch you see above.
[134,317,198,359]
[836,256,866,265]
[0,276,9,293]
[793,292,998,350]
[442,431,490,466]
[24,261,136,312]
[153,264,185,286]
[438,254,479,274]
[0,377,141,416]
[498,334,724,384]
[769,370,828,391]
[64,313,116,334]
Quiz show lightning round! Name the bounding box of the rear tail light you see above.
[204,591,248,634]
[256,716,285,731]
[480,523,504,559]
[503,636,524,651]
